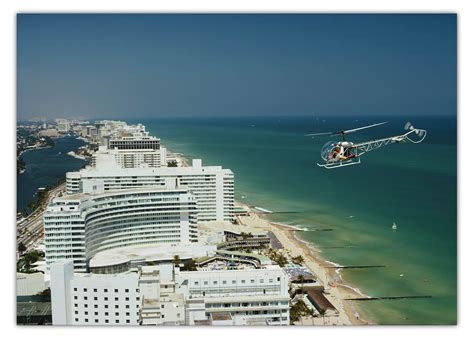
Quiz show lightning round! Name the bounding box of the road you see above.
[17,183,66,251]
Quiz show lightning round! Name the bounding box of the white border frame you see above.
[2,1,472,339]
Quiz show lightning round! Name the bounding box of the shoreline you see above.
[161,145,373,324]
[237,210,372,325]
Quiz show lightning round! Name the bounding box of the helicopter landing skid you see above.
[317,158,361,169]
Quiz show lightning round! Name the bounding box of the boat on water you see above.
[392,222,397,230]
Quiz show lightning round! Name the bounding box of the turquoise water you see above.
[136,115,456,325]
[17,136,86,213]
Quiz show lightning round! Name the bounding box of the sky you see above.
[17,14,457,120]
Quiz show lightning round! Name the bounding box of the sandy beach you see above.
[176,151,372,325]
[236,210,373,325]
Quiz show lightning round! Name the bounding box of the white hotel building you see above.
[51,261,290,326]
[91,145,168,169]
[44,182,198,272]
[66,159,234,223]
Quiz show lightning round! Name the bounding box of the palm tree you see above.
[296,274,305,285]
[275,254,288,267]
[18,242,26,253]
[172,255,180,267]
[292,255,305,265]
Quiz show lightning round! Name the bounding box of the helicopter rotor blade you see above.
[342,122,387,134]
[304,132,333,137]
[306,122,387,137]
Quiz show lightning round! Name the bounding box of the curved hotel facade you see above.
[44,184,197,272]
[66,159,234,222]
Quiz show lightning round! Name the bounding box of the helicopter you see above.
[305,121,427,169]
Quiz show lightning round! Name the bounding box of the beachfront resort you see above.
[17,119,365,326]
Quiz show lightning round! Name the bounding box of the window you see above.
[105,319,109,324]
[126,305,130,309]
[74,288,77,292]
[85,319,89,323]
[232,280,236,284]
[95,319,99,323]
[105,312,109,316]
[115,312,119,316]
[75,318,79,322]
[115,305,119,309]
[104,289,108,293]
[83,288,87,292]
[250,280,255,283]
[213,281,217,285]
[105,305,108,309]
[125,297,129,301]
[84,304,88,308]
[94,288,97,292]
[126,320,130,324]
[125,289,129,293]
[94,297,98,301]
[116,320,119,324]
[194,281,198,286]
[114,289,118,293]
[94,305,98,308]
[115,297,119,301]
[84,296,88,300]
[74,296,78,300]
[241,280,245,284]
[277,277,280,282]
[260,279,264,283]
[85,311,88,315]
[126,312,130,316]
[204,281,208,285]
[161,305,164,309]
[74,311,78,315]
[104,297,108,301]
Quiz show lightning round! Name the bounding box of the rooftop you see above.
[89,243,216,268]
[216,249,272,266]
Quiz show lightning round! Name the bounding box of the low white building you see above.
[50,261,290,326]
[179,265,290,325]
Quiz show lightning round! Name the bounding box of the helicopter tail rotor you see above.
[404,121,425,137]
[404,121,427,142]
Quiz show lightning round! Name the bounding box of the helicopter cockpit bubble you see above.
[321,141,338,161]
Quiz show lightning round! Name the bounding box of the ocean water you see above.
[16,136,86,213]
[137,115,457,325]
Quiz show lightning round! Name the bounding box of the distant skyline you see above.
[17,14,456,120]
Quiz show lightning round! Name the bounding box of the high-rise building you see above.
[55,119,70,133]
[44,183,198,272]
[91,145,168,168]
[66,159,234,222]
